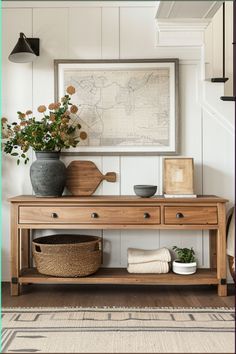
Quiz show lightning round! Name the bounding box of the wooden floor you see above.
[2,282,235,308]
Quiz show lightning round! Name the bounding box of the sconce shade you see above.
[9,33,39,63]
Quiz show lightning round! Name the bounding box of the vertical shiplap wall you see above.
[204,2,233,96]
[2,9,33,279]
[2,3,234,280]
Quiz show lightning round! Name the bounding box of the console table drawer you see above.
[164,206,218,225]
[19,206,160,224]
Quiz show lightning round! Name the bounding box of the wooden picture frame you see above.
[54,59,179,156]
[163,158,194,195]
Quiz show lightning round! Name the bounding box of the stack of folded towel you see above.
[127,247,171,274]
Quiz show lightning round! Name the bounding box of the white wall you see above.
[204,2,233,96]
[2,1,234,281]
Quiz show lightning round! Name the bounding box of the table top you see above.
[9,195,228,203]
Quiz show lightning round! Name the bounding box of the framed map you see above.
[54,59,179,155]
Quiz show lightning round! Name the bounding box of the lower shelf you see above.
[19,268,218,285]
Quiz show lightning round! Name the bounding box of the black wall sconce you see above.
[9,32,40,63]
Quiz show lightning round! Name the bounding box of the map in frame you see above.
[55,60,178,155]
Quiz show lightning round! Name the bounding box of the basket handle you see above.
[34,245,42,253]
[98,240,102,251]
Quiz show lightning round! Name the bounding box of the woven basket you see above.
[32,235,102,277]
[228,256,235,283]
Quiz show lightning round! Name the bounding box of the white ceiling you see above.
[156,1,223,19]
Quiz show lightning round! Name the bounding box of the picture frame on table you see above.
[54,59,179,156]
[163,157,195,195]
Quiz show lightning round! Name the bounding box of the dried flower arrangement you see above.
[1,86,87,164]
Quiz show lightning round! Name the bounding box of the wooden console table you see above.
[9,195,228,296]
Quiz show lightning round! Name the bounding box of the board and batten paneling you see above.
[102,7,120,59]
[102,156,121,267]
[159,62,204,268]
[120,156,160,266]
[120,7,158,59]
[69,7,102,59]
[204,2,233,96]
[2,4,234,280]
[2,9,33,280]
[32,8,69,111]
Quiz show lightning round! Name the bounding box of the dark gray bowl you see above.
[134,185,157,198]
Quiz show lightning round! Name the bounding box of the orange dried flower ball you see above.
[62,117,70,124]
[50,113,56,122]
[66,86,76,95]
[19,113,26,119]
[70,105,78,114]
[1,117,8,124]
[26,110,32,115]
[13,125,20,132]
[37,105,47,113]
[48,103,56,110]
[63,110,70,117]
[55,102,61,109]
[80,131,87,140]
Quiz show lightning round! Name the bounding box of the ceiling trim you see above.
[156,19,210,47]
[157,19,210,32]
[156,1,223,20]
[2,1,159,8]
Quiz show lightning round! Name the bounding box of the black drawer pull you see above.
[91,212,99,219]
[176,212,184,219]
[144,213,150,219]
[51,212,58,218]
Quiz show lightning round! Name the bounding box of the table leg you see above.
[11,205,20,296]
[209,230,217,269]
[217,203,227,297]
[21,229,31,269]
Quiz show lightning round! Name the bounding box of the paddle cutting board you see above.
[66,160,116,196]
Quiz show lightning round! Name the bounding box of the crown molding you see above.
[156,19,210,47]
[2,1,158,8]
[157,19,210,32]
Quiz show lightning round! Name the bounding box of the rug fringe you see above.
[2,306,235,311]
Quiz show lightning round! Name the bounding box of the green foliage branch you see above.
[2,86,87,164]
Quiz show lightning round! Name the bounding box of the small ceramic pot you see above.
[172,260,197,275]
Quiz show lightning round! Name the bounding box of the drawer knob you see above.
[91,212,99,219]
[176,212,184,219]
[144,212,150,219]
[51,212,58,218]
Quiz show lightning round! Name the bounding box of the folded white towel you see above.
[127,261,169,274]
[127,247,171,264]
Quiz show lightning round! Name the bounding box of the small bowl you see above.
[134,185,157,198]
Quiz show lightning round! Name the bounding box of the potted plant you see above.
[2,85,87,197]
[172,246,197,275]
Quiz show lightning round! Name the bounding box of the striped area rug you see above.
[2,307,235,353]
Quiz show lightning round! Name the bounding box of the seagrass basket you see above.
[32,235,102,277]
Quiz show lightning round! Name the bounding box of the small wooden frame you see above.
[163,157,194,195]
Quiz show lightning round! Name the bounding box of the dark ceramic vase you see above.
[30,151,66,197]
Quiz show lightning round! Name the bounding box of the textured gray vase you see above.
[30,151,66,197]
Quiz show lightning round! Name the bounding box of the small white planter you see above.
[172,260,197,275]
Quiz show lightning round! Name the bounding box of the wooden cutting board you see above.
[66,160,116,196]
